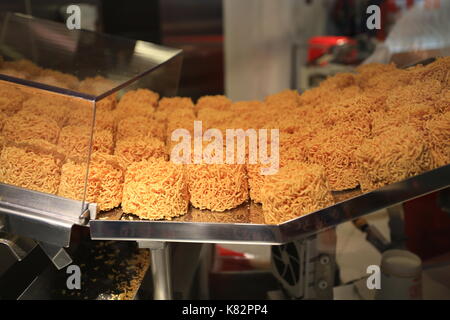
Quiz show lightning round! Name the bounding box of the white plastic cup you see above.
[376,249,422,300]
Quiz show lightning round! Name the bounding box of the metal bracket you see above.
[137,241,172,300]
[38,242,73,270]
[0,183,95,247]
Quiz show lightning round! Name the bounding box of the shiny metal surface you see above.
[38,242,73,270]
[0,12,183,99]
[145,242,173,300]
[0,183,96,247]
[91,165,450,245]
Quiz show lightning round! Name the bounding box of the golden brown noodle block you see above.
[122,159,189,220]
[424,111,450,168]
[196,95,231,111]
[187,163,248,211]
[261,162,334,225]
[58,152,124,211]
[356,125,434,192]
[3,112,60,144]
[116,115,165,142]
[0,144,61,194]
[0,85,25,115]
[114,136,167,168]
[58,125,113,158]
[21,96,70,127]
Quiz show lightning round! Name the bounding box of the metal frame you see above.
[90,164,450,245]
[0,183,96,247]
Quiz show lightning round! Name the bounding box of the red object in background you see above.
[404,190,450,261]
[307,36,356,64]
[214,246,253,272]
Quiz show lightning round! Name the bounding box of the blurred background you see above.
[5,0,448,101]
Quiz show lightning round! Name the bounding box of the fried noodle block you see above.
[188,163,248,211]
[0,68,28,79]
[58,125,113,158]
[58,152,124,211]
[38,69,79,89]
[0,111,7,131]
[260,162,334,225]
[115,89,159,119]
[0,85,25,115]
[306,127,362,191]
[2,59,42,78]
[196,95,232,111]
[21,96,70,127]
[114,136,167,168]
[246,163,265,204]
[122,159,189,220]
[265,89,300,109]
[423,111,450,168]
[0,144,61,194]
[2,112,60,144]
[157,97,194,117]
[78,76,118,110]
[0,135,6,153]
[66,106,115,132]
[116,115,165,141]
[356,125,434,192]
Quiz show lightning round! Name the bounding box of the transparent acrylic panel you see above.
[0,13,182,217]
[0,12,182,99]
[0,79,94,215]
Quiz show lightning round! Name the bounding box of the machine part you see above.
[271,228,336,300]
[0,244,50,299]
[0,233,37,277]
[387,204,407,250]
[38,242,73,270]
[138,241,173,300]
[91,164,450,245]
[353,218,391,252]
[0,183,96,247]
[17,241,151,300]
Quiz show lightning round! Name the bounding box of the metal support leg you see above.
[138,241,172,300]
[271,228,337,300]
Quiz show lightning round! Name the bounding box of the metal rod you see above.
[150,244,172,300]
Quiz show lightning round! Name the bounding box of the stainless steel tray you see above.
[90,164,450,245]
[0,184,96,247]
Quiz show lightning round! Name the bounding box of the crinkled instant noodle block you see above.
[58,125,113,158]
[188,163,248,211]
[424,111,450,168]
[66,106,115,132]
[115,89,159,119]
[261,162,334,225]
[0,85,25,115]
[0,141,64,194]
[306,126,362,191]
[196,95,231,111]
[114,136,167,168]
[78,76,118,110]
[3,112,60,144]
[246,163,265,204]
[0,111,7,131]
[58,152,124,211]
[157,97,194,117]
[35,69,79,90]
[0,135,5,152]
[265,89,300,109]
[2,59,42,78]
[356,125,434,192]
[21,96,69,127]
[122,159,189,220]
[116,115,165,141]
